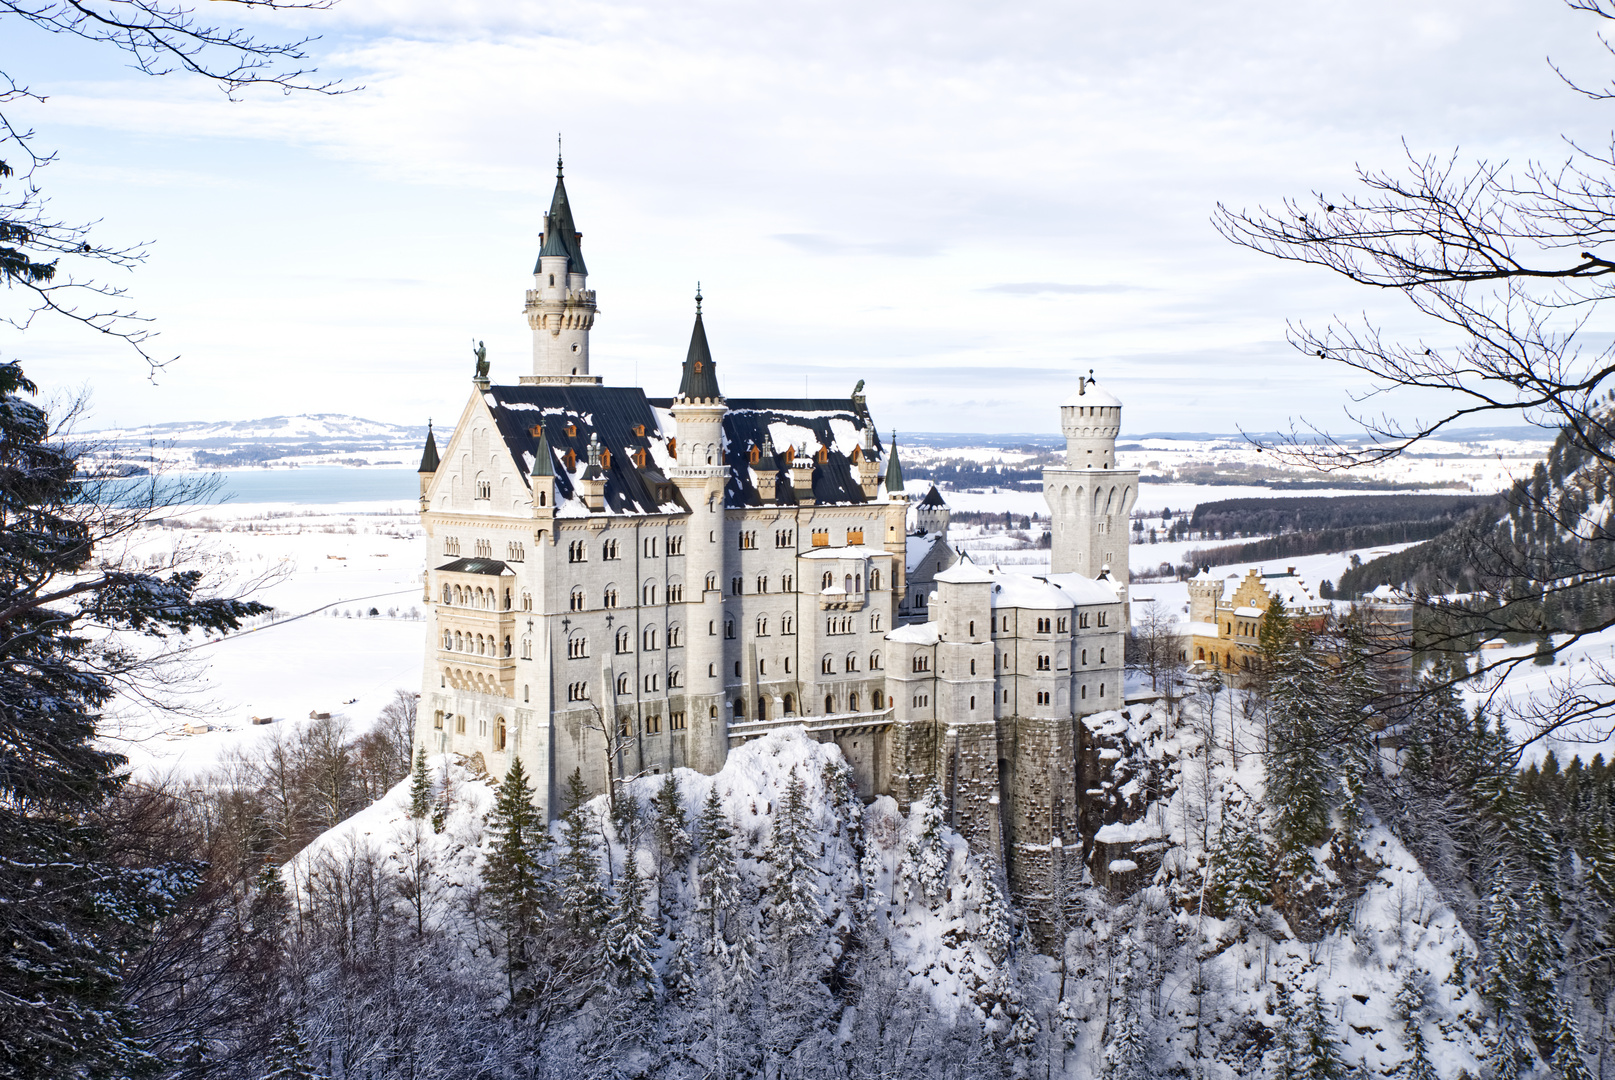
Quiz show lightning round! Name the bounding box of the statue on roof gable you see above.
[473,340,490,380]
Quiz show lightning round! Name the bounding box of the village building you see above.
[1186,565,1330,677]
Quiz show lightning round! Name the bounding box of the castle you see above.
[414,160,1140,929]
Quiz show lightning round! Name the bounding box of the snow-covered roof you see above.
[906,533,950,573]
[1043,572,1125,606]
[935,556,995,584]
[886,622,941,645]
[798,545,893,561]
[1061,379,1122,409]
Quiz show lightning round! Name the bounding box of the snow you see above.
[1062,382,1122,408]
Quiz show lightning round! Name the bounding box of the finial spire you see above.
[695,282,703,315]
[557,133,563,177]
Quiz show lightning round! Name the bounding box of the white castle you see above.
[414,160,1140,927]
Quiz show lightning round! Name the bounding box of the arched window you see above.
[710,705,719,722]
[503,636,512,657]
[869,651,881,670]
[870,569,881,590]
[849,691,860,711]
[442,629,452,649]
[522,590,532,611]
[616,673,630,695]
[1196,647,1205,660]
[617,628,632,653]
[757,575,768,593]
[757,615,768,636]
[643,627,658,651]
[570,588,585,611]
[969,658,976,674]
[855,574,862,593]
[603,586,618,608]
[846,652,858,672]
[968,620,975,637]
[822,571,834,590]
[821,654,834,674]
[1081,685,1088,699]
[783,693,795,714]
[442,583,452,604]
[522,636,532,659]
[733,698,745,720]
[454,631,463,651]
[844,574,853,593]
[705,572,717,591]
[504,588,512,610]
[825,694,835,713]
[453,585,464,605]
[495,717,507,751]
[872,689,884,709]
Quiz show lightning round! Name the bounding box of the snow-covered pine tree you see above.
[604,845,658,997]
[767,768,825,962]
[696,783,750,972]
[1548,993,1593,1080]
[1103,937,1147,1080]
[1480,875,1533,1079]
[1205,789,1272,923]
[1293,986,1347,1080]
[261,1015,320,1080]
[409,745,431,819]
[0,361,268,1078]
[1265,631,1338,870]
[652,771,692,866]
[821,756,864,859]
[899,784,950,906]
[974,854,1014,964]
[483,755,550,1005]
[1393,972,1438,1080]
[557,768,609,932]
[430,757,454,834]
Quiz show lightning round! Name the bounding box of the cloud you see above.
[980,282,1146,296]
[772,233,942,258]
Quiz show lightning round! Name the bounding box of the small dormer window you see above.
[549,273,555,285]
[633,424,646,437]
[566,423,577,437]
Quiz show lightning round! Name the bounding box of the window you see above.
[443,630,453,650]
[669,669,682,688]
[781,614,795,634]
[670,711,687,730]
[668,624,683,648]
[507,542,525,562]
[775,529,794,548]
[1079,612,1090,629]
[569,635,588,659]
[756,575,768,593]
[870,569,881,590]
[825,694,835,713]
[1037,617,1051,634]
[822,654,834,674]
[645,713,662,734]
[1057,616,1068,633]
[822,571,834,590]
[1099,683,1105,698]
[758,658,767,675]
[849,691,860,711]
[968,620,975,636]
[847,529,864,544]
[846,652,859,672]
[518,636,529,659]
[782,573,794,592]
[442,583,452,604]
[872,690,884,709]
[567,682,589,702]
[495,717,507,751]
[733,698,745,719]
[475,478,491,500]
[643,583,657,605]
[668,583,684,602]
[705,572,717,591]
[570,588,585,611]
[1097,611,1109,627]
[644,537,659,557]
[757,615,769,636]
[812,529,829,547]
[734,660,741,677]
[1037,691,1051,705]
[616,673,630,695]
[522,590,532,612]
[434,710,444,729]
[969,658,976,674]
[1099,647,1106,664]
[644,673,660,692]
[617,628,632,653]
[970,695,975,710]
[845,574,853,593]
[912,654,930,672]
[724,620,734,639]
[1038,654,1051,671]
[738,531,757,550]
[784,656,792,673]
[708,663,716,676]
[456,715,466,733]
[445,537,461,556]
[668,535,684,555]
[475,539,492,559]
[603,539,620,560]
[869,651,881,670]
[731,576,743,595]
[569,540,587,563]
[643,627,659,650]
[1081,685,1088,700]
[603,587,618,608]
[1002,616,1009,632]
[912,694,929,707]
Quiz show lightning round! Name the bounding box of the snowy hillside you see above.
[88,413,424,446]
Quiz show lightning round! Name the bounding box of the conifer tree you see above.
[261,1015,320,1080]
[1205,791,1272,922]
[1265,631,1338,870]
[652,771,692,865]
[1481,876,1532,1079]
[557,768,609,931]
[1277,986,1346,1080]
[974,855,1014,964]
[766,768,824,964]
[899,785,950,906]
[1103,937,1147,1080]
[1393,972,1438,1080]
[0,361,268,1077]
[408,745,431,819]
[605,845,659,997]
[696,783,747,968]
[483,755,550,1005]
[1548,994,1593,1080]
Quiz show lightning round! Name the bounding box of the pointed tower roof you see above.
[532,424,555,478]
[920,484,946,507]
[534,153,588,276]
[417,422,440,473]
[884,431,904,492]
[677,286,722,401]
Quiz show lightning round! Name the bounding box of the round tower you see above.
[914,484,951,538]
[1041,372,1138,583]
[524,154,600,384]
[1060,374,1123,470]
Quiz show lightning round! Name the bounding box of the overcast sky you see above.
[8,0,1615,436]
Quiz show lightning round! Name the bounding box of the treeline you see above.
[1190,493,1499,535]
[903,460,1047,488]
[1179,518,1463,575]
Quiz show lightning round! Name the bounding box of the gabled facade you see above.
[414,161,1137,943]
[1186,565,1329,677]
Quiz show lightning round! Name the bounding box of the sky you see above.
[7,0,1615,436]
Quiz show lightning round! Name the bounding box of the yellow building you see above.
[1185,566,1329,679]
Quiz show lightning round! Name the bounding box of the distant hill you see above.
[86,414,425,448]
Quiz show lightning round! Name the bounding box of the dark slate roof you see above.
[533,160,587,277]
[676,312,722,400]
[436,558,511,575]
[418,423,440,473]
[483,384,678,515]
[885,433,904,492]
[662,398,883,509]
[920,484,947,507]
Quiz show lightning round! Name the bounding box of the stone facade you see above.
[414,163,1135,943]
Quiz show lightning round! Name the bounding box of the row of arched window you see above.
[441,629,513,658]
[442,583,519,610]
[820,652,881,674]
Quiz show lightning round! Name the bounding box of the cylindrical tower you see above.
[1041,373,1138,583]
[523,156,600,384]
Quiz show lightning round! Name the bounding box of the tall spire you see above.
[417,421,440,474]
[677,285,721,401]
[532,423,555,478]
[535,149,587,276]
[884,430,904,492]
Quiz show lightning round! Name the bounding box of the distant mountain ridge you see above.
[87,414,426,448]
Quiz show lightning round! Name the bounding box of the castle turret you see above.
[1042,372,1138,586]
[668,288,729,773]
[523,154,600,385]
[417,421,439,505]
[915,484,950,538]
